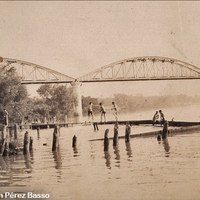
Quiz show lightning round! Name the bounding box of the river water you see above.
[90,104,200,122]
[0,105,200,200]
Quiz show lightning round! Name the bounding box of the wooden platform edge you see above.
[89,125,200,142]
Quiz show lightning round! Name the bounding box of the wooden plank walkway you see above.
[20,120,200,130]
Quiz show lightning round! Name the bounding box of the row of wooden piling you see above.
[104,122,131,151]
[51,124,77,152]
[0,124,33,156]
[52,121,169,153]
[0,124,76,155]
[0,120,169,156]
[51,122,130,153]
[104,121,170,151]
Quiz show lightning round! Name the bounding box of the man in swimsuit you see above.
[88,102,94,122]
[111,102,118,121]
[99,102,106,122]
[159,110,165,126]
[152,111,159,126]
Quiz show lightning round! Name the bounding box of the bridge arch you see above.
[0,57,75,84]
[77,56,200,82]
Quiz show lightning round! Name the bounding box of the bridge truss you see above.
[0,57,75,84]
[1,56,200,84]
[77,56,200,82]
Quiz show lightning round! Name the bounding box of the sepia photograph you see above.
[0,1,200,200]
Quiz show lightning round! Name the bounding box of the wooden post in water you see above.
[162,120,168,139]
[0,125,5,155]
[52,125,59,151]
[125,122,131,143]
[104,129,109,151]
[2,135,9,156]
[14,123,18,140]
[11,123,19,154]
[29,136,33,152]
[23,131,29,155]
[72,135,77,148]
[0,125,9,156]
[113,122,118,146]
[37,127,40,139]
[8,125,17,155]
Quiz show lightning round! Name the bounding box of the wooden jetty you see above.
[20,120,200,130]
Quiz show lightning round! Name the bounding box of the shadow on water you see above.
[104,151,111,169]
[125,142,132,161]
[113,145,120,168]
[162,139,170,157]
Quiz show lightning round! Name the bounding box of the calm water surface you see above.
[1,106,200,200]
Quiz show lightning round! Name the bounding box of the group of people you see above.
[88,101,118,122]
[152,110,165,126]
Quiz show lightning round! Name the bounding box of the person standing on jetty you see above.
[3,109,8,126]
[159,110,165,126]
[111,102,118,121]
[88,102,94,122]
[152,111,159,126]
[99,102,106,122]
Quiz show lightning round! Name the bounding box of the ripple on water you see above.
[0,126,200,200]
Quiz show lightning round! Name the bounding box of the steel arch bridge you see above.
[77,56,200,82]
[0,56,200,84]
[0,57,75,84]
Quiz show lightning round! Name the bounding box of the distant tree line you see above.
[104,93,200,112]
[82,93,200,115]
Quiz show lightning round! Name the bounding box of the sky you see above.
[0,1,200,98]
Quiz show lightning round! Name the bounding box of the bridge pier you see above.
[71,81,83,123]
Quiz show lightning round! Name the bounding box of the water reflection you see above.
[73,146,79,157]
[157,134,162,144]
[0,155,9,171]
[90,143,95,160]
[0,156,10,187]
[125,142,132,161]
[1,123,200,200]
[0,152,34,187]
[162,139,170,157]
[52,149,62,169]
[24,153,32,172]
[104,151,111,169]
[113,145,120,168]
